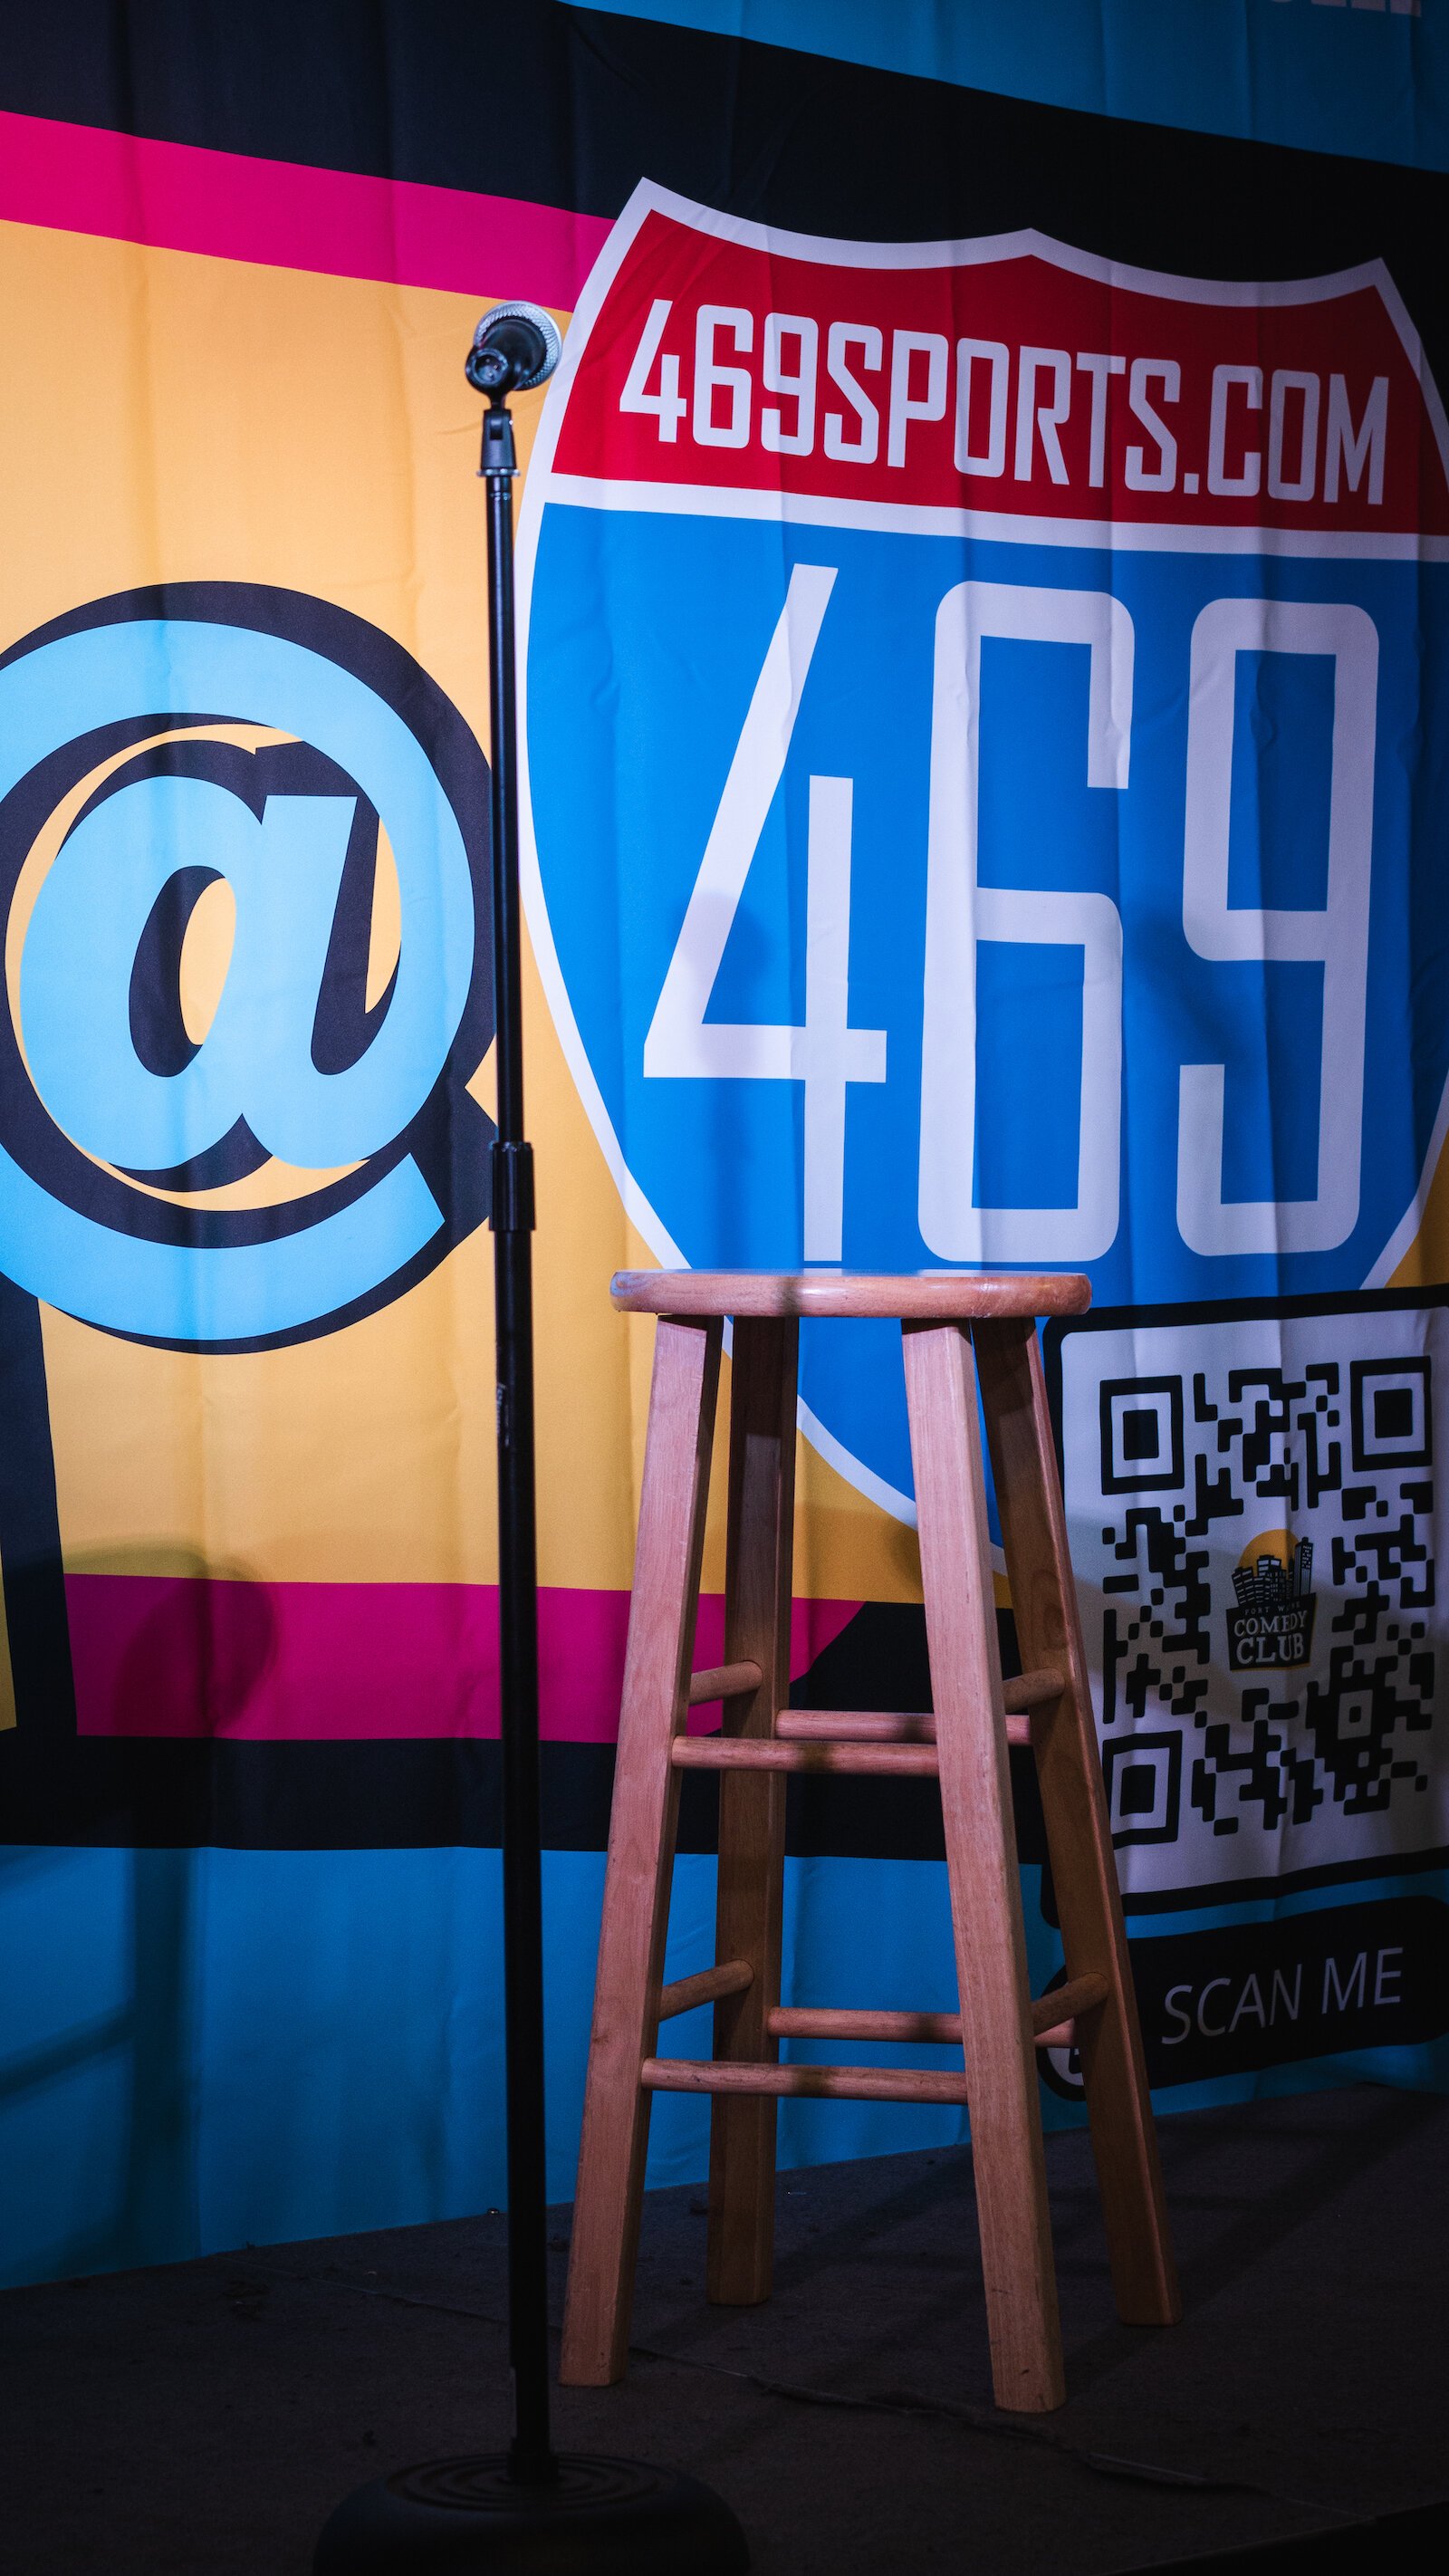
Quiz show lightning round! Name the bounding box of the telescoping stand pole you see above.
[314,310,749,2572]
[483,317,553,2502]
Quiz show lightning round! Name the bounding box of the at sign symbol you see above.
[0,585,493,1350]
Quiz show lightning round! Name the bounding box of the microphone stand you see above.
[483,374,554,2501]
[314,322,748,2572]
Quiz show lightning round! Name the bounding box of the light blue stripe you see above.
[5,1844,1440,2287]
[584,1,1447,175]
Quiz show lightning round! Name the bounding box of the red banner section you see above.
[66,1574,859,1743]
[554,201,1449,535]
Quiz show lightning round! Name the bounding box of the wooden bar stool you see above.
[561,1271,1179,2413]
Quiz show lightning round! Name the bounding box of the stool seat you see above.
[610,1267,1091,1321]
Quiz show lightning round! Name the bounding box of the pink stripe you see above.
[64,1573,860,1744]
[0,109,610,306]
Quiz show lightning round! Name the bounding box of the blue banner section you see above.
[5,1844,1444,2285]
[587,1,1447,174]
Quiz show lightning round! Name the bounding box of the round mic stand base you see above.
[314,2451,750,2573]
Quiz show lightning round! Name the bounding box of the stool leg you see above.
[974,1317,1180,2330]
[561,1312,723,2386]
[903,1320,1065,2414]
[707,1315,799,2306]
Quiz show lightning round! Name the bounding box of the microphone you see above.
[465,302,563,397]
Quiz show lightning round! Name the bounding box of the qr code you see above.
[1058,1303,1447,1897]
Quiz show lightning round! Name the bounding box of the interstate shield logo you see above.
[0,583,492,1350]
[519,183,1449,1517]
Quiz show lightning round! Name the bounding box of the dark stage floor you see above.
[2,2084,1445,2574]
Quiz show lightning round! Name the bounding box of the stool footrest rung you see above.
[774,1710,1032,1750]
[642,2056,971,2104]
[763,1974,1108,2052]
[657,1960,753,2021]
[1032,1973,1108,2040]
[673,1735,942,1776]
[1003,1668,1066,1713]
[769,2005,962,2044]
[651,1967,1107,2071]
[768,1667,1060,1746]
[686,1660,763,1706]
[729,1663,1062,1759]
[774,1710,936,1743]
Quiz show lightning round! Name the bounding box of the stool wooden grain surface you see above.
[561,1271,1178,2413]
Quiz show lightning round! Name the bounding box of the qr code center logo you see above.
[1226,1532,1317,1672]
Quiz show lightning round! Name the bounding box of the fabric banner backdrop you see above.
[1,0,1446,2287]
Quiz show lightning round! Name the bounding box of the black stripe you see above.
[4,1726,1437,1906]
[0,1724,1040,1862]
[0,4,1443,380]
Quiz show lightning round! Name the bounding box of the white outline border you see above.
[515,179,1449,1527]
